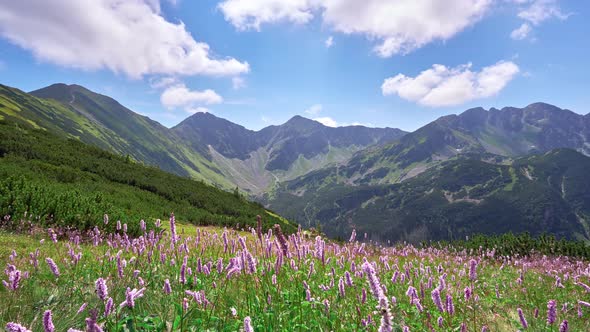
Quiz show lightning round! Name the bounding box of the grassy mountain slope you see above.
[0,119,295,235]
[0,83,233,188]
[173,112,406,193]
[265,149,590,243]
[274,103,590,191]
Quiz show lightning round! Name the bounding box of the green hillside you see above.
[0,119,295,235]
[0,84,234,188]
[265,149,590,243]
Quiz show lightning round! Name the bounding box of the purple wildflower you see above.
[95,278,108,300]
[559,320,568,332]
[378,297,393,332]
[164,279,172,295]
[170,213,177,244]
[578,282,590,293]
[517,308,528,329]
[345,271,353,287]
[274,224,289,256]
[125,287,135,308]
[362,261,384,300]
[3,269,21,291]
[469,259,477,281]
[446,294,455,315]
[338,277,345,298]
[45,258,60,277]
[77,303,87,315]
[431,288,443,312]
[349,229,357,242]
[180,256,187,284]
[547,300,557,325]
[5,322,32,332]
[120,287,145,308]
[104,298,114,317]
[246,251,257,274]
[464,286,472,301]
[244,316,253,332]
[43,310,55,332]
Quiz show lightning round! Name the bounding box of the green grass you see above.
[0,120,296,236]
[1,226,589,331]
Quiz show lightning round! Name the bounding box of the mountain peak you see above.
[283,115,323,131]
[524,102,562,111]
[176,110,251,133]
[286,115,318,124]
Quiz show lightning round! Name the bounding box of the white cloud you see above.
[382,61,519,107]
[160,83,223,110]
[510,23,532,40]
[218,0,316,30]
[509,0,570,40]
[312,116,374,128]
[325,36,334,48]
[313,117,338,127]
[218,0,493,57]
[348,122,375,127]
[517,0,569,25]
[232,77,247,89]
[186,107,210,114]
[149,76,179,89]
[0,0,249,78]
[304,104,323,115]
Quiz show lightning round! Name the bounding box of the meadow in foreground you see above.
[1,215,590,331]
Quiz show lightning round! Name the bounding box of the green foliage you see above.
[1,228,589,331]
[431,232,590,260]
[267,151,590,243]
[0,120,296,235]
[0,83,235,189]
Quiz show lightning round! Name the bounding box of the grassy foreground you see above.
[1,219,590,331]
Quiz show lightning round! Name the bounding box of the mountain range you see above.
[173,112,405,193]
[1,82,589,243]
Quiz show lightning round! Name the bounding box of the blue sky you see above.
[0,0,588,131]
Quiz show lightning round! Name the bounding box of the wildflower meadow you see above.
[1,214,590,331]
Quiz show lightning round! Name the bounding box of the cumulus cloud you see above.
[0,0,249,78]
[218,0,316,30]
[160,83,223,110]
[325,36,334,48]
[382,61,519,107]
[304,104,323,115]
[510,23,532,40]
[313,117,338,127]
[218,0,492,57]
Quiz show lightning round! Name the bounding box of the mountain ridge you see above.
[172,108,407,192]
[2,82,408,193]
[3,81,590,243]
